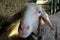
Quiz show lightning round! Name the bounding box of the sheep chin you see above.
[19,32,32,38]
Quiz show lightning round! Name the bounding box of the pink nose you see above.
[21,24,29,30]
[19,24,29,34]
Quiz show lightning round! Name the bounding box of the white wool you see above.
[19,3,51,38]
[20,3,41,38]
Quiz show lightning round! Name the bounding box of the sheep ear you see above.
[40,8,53,29]
[9,7,26,23]
[9,11,22,22]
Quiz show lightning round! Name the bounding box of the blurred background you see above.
[31,0,60,14]
[0,0,60,40]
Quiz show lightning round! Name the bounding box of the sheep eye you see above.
[39,11,41,13]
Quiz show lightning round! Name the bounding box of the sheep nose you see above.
[19,24,29,33]
[22,24,29,31]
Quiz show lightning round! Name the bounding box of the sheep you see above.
[17,3,54,38]
[0,3,54,39]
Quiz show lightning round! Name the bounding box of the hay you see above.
[0,0,31,19]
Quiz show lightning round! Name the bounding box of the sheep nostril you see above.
[27,26,29,29]
[19,24,29,32]
[19,26,22,30]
